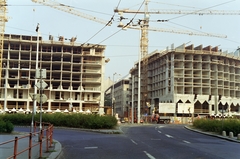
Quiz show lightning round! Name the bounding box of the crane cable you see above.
[94,0,145,46]
[82,0,122,45]
[167,0,236,21]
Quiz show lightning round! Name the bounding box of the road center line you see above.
[165,134,174,138]
[84,147,98,149]
[158,130,162,133]
[183,140,191,144]
[131,139,138,145]
[143,151,156,159]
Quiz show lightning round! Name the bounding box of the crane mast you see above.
[140,0,150,116]
[0,0,8,86]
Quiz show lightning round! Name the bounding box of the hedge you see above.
[193,118,240,136]
[0,113,118,129]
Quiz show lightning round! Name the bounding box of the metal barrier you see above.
[0,122,53,159]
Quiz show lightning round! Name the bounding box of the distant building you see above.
[130,43,240,117]
[105,75,130,117]
[0,34,107,114]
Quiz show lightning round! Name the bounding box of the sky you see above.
[4,0,240,80]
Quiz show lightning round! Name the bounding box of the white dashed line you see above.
[84,147,98,149]
[158,130,162,133]
[144,151,156,159]
[151,138,161,140]
[183,140,191,144]
[131,139,138,145]
[165,134,174,138]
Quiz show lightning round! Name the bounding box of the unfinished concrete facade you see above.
[130,43,240,117]
[0,34,106,114]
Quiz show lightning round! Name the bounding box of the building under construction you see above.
[130,43,240,118]
[0,34,106,114]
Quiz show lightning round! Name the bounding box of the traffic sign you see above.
[36,80,48,89]
[29,93,36,100]
[36,94,48,104]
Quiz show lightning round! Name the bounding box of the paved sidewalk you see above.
[0,132,62,159]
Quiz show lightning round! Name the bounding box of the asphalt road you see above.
[56,124,240,159]
[14,124,240,159]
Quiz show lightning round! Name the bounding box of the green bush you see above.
[0,120,14,133]
[0,120,5,132]
[5,121,14,133]
[193,118,240,136]
[0,113,118,129]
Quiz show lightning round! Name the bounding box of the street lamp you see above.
[31,23,40,133]
[3,63,8,112]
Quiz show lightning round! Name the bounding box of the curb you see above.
[47,139,62,159]
[185,125,240,143]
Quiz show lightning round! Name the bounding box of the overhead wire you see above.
[155,0,239,44]
[94,0,145,46]
[82,0,122,45]
[6,4,112,16]
[151,1,199,9]
[167,0,236,21]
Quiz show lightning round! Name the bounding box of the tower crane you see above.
[114,1,240,59]
[0,0,8,96]
[114,0,240,121]
[32,0,239,121]
[31,0,230,69]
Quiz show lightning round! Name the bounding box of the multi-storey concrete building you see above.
[130,43,240,117]
[113,75,130,117]
[0,34,106,114]
[104,75,130,118]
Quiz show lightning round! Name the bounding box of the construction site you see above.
[0,33,106,113]
[130,43,240,120]
[1,0,240,119]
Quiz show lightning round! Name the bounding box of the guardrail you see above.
[0,122,53,159]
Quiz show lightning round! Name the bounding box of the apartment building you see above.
[105,75,130,117]
[130,43,240,117]
[0,34,106,114]
[114,75,130,117]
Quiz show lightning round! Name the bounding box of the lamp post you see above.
[3,63,7,112]
[31,23,40,133]
[137,29,141,124]
[131,75,134,124]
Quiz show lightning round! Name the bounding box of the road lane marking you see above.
[165,134,174,138]
[84,147,98,149]
[143,151,156,159]
[151,138,161,140]
[183,140,191,144]
[158,130,162,133]
[131,139,138,145]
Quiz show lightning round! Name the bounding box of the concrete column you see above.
[165,55,169,95]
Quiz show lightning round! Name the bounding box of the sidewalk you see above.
[0,132,62,159]
[0,125,124,159]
